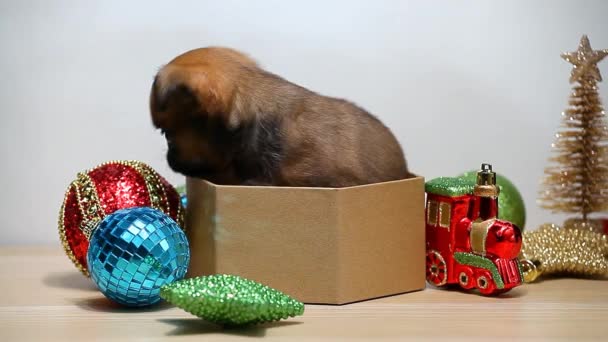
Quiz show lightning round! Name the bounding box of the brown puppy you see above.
[150,47,411,187]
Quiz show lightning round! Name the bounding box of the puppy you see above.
[150,47,412,187]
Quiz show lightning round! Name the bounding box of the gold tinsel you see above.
[520,223,608,282]
[538,35,608,221]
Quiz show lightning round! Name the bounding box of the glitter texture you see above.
[88,163,150,215]
[561,35,608,83]
[520,223,608,281]
[539,35,608,221]
[58,160,185,276]
[87,207,190,307]
[161,275,305,326]
[59,186,89,271]
[454,252,506,289]
[425,177,475,197]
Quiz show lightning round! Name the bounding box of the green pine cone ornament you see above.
[458,171,526,230]
[160,275,305,326]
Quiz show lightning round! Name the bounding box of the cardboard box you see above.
[185,176,426,304]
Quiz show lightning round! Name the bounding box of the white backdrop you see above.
[1,0,607,245]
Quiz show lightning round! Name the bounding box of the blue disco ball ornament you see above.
[87,207,190,307]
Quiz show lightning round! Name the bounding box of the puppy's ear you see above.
[188,71,241,129]
[156,65,240,129]
[154,80,198,113]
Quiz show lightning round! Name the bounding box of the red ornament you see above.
[58,160,184,276]
[424,164,524,296]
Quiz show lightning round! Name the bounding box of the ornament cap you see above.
[474,163,499,197]
[476,163,496,186]
[519,259,542,283]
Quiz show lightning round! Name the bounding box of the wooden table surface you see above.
[1,247,606,341]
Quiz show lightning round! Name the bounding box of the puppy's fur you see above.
[150,47,411,187]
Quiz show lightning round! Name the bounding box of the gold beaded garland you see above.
[520,223,608,282]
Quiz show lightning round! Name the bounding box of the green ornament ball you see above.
[175,184,186,196]
[458,171,526,230]
[160,275,305,326]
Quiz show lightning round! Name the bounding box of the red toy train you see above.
[425,164,523,295]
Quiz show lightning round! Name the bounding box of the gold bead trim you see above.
[58,183,90,276]
[129,161,171,214]
[74,171,105,240]
[176,201,184,230]
[129,161,185,230]
[58,160,186,277]
[520,223,608,281]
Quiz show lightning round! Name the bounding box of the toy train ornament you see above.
[425,164,524,295]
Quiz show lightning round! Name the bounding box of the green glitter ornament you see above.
[425,177,475,197]
[160,275,305,326]
[458,171,526,230]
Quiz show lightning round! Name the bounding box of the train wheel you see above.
[458,267,475,289]
[426,250,447,286]
[476,270,496,295]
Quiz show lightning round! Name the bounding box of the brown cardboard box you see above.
[185,176,426,304]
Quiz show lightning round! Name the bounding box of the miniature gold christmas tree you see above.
[539,35,608,222]
[520,223,608,281]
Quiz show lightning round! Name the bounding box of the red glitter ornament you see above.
[58,160,185,276]
[425,164,524,296]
